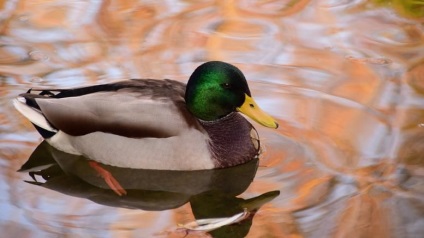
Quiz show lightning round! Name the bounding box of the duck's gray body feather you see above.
[14,79,260,170]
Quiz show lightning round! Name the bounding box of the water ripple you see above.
[1,0,423,237]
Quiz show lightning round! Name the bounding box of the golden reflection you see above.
[372,0,424,19]
[335,192,392,238]
[30,6,69,28]
[292,175,333,209]
[1,0,423,237]
[237,0,312,17]
[407,60,424,94]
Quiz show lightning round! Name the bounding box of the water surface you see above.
[1,1,423,237]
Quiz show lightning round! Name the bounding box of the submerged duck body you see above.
[14,61,278,170]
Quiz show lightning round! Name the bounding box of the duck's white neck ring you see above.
[197,112,238,125]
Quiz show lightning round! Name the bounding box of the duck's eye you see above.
[221,83,232,89]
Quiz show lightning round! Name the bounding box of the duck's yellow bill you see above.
[237,94,279,129]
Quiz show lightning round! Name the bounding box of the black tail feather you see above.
[32,123,56,139]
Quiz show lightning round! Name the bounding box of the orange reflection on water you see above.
[0,0,423,237]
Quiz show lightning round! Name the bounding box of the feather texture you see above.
[14,70,265,170]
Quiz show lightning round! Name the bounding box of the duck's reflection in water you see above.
[19,141,279,237]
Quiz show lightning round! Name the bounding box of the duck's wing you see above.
[15,79,199,138]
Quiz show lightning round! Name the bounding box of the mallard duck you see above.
[14,61,278,170]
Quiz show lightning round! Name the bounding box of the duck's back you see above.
[14,79,217,170]
[19,79,197,138]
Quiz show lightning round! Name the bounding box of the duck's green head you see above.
[185,61,278,128]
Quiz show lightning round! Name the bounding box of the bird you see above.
[14,61,278,171]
